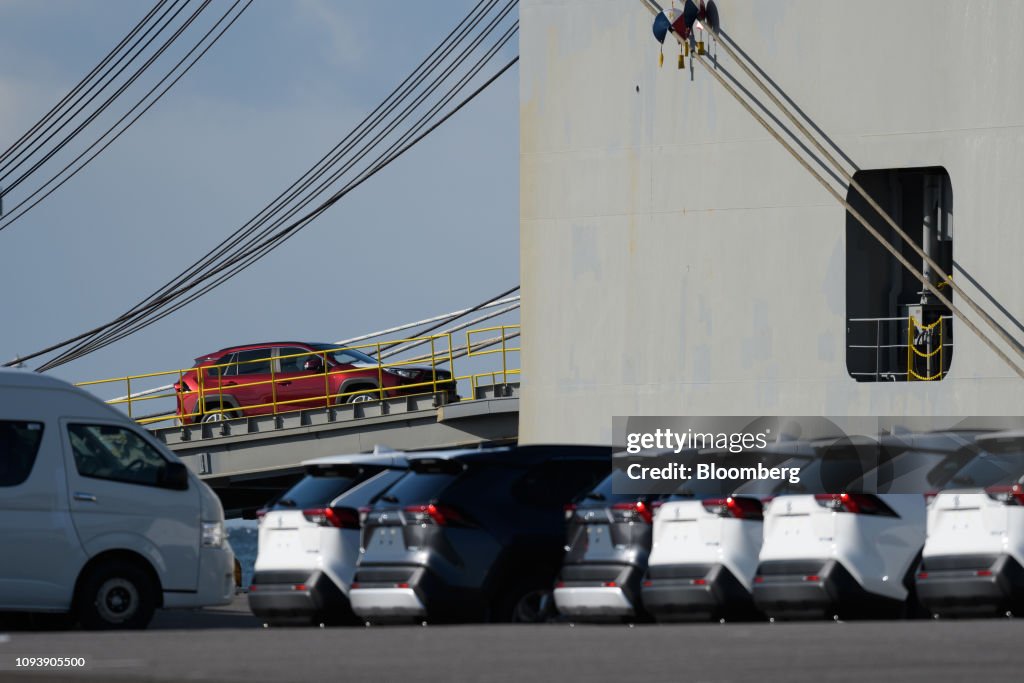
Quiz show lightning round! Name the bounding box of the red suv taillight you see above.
[985,483,1024,506]
[563,503,577,521]
[302,506,361,528]
[814,493,898,517]
[403,503,470,527]
[702,496,763,520]
[610,500,654,524]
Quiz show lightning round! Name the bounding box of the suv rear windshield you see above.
[271,471,365,510]
[945,453,1024,490]
[333,470,408,508]
[666,452,801,501]
[378,471,457,505]
[579,470,655,505]
[373,464,520,507]
[733,456,822,496]
[846,448,980,493]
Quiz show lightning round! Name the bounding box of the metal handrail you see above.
[76,325,521,427]
[848,315,951,382]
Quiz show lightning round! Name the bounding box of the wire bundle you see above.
[0,0,253,232]
[7,0,519,372]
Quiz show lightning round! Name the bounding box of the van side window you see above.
[0,421,44,487]
[68,424,169,487]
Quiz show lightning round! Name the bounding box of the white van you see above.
[0,369,235,629]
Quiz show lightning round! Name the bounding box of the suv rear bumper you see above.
[248,570,350,621]
[641,563,753,620]
[349,588,426,619]
[349,565,479,622]
[553,586,634,616]
[752,559,874,619]
[554,563,643,618]
[916,554,1024,616]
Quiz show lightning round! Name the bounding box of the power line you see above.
[39,49,520,371]
[0,1,254,231]
[0,0,205,189]
[0,0,252,232]
[0,0,171,168]
[112,0,503,320]
[29,4,519,369]
[16,46,520,371]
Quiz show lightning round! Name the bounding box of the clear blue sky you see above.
[0,0,519,389]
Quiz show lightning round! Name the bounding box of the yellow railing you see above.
[466,325,520,396]
[77,325,520,427]
[907,316,944,381]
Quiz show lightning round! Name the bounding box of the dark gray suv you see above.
[349,445,610,623]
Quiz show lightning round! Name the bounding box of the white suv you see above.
[916,430,1024,617]
[753,432,982,620]
[642,442,818,622]
[249,452,407,625]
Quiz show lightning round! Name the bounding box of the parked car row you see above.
[250,445,610,625]
[249,430,1024,626]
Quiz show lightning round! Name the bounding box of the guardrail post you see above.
[430,336,437,394]
[177,368,185,426]
[322,351,330,408]
[501,327,508,384]
[447,333,455,398]
[377,342,384,401]
[217,364,226,417]
[874,320,881,382]
[125,377,133,419]
[270,353,278,415]
[909,317,917,382]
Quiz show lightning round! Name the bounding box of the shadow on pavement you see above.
[0,595,261,633]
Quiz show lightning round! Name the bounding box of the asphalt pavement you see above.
[0,596,1018,683]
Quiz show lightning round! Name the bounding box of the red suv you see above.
[174,342,454,424]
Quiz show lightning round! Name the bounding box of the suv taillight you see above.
[302,506,360,528]
[610,500,654,524]
[814,493,898,517]
[403,503,470,527]
[702,496,763,520]
[563,503,577,521]
[985,483,1024,506]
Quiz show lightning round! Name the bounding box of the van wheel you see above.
[76,561,157,630]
